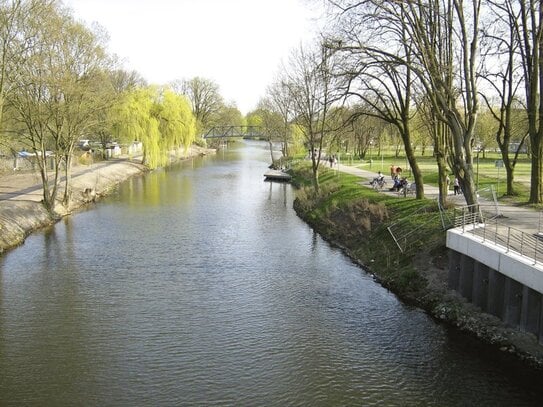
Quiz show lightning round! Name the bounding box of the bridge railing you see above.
[203,125,268,139]
[454,205,543,266]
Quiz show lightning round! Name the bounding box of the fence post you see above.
[535,235,539,266]
[506,227,511,253]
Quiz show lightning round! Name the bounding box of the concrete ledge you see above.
[447,228,543,293]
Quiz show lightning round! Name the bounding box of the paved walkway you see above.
[335,162,543,236]
[0,159,122,202]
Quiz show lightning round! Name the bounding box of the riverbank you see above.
[0,145,213,254]
[290,161,543,369]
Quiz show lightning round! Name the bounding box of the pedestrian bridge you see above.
[203,126,268,139]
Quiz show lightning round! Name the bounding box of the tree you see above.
[414,93,452,206]
[247,102,285,164]
[511,0,543,203]
[478,0,528,196]
[173,77,223,131]
[153,88,196,156]
[52,16,111,204]
[0,0,22,131]
[88,68,144,156]
[213,102,244,128]
[5,1,97,211]
[283,43,343,191]
[112,87,161,168]
[113,86,197,169]
[330,32,425,197]
[266,77,295,157]
[328,0,482,206]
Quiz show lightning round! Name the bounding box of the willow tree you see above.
[93,69,144,155]
[113,87,162,169]
[154,88,196,158]
[113,86,197,169]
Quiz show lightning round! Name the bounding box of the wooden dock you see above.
[264,170,291,182]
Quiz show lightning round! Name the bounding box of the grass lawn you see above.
[338,149,533,203]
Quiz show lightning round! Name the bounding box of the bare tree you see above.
[266,77,294,157]
[283,44,344,191]
[331,36,425,197]
[328,0,482,206]
[478,0,528,196]
[0,0,50,134]
[511,0,543,203]
[172,77,223,131]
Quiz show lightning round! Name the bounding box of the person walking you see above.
[453,177,460,195]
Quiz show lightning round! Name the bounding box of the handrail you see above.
[454,206,543,265]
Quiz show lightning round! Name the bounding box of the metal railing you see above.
[454,205,543,266]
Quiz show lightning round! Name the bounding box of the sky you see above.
[63,0,325,114]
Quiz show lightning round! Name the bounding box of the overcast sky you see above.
[63,0,325,114]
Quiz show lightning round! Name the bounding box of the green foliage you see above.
[112,86,197,169]
[246,111,263,128]
[154,89,196,153]
[212,103,244,128]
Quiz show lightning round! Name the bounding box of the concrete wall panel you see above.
[503,277,523,328]
[520,287,541,336]
[459,255,474,301]
[473,262,489,311]
[487,269,505,319]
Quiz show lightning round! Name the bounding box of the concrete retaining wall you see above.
[447,229,543,343]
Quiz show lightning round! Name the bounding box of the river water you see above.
[1,140,542,406]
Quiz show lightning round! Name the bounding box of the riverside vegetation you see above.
[290,160,543,369]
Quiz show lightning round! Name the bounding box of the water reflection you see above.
[0,140,542,406]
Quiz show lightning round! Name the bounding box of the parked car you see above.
[78,140,91,150]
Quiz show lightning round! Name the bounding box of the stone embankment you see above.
[0,146,212,254]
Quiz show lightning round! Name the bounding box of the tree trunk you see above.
[434,119,450,207]
[401,123,424,199]
[505,162,514,196]
[268,138,274,165]
[437,155,449,207]
[63,153,73,205]
[529,141,543,203]
[311,157,320,192]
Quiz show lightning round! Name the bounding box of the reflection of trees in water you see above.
[267,180,288,207]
